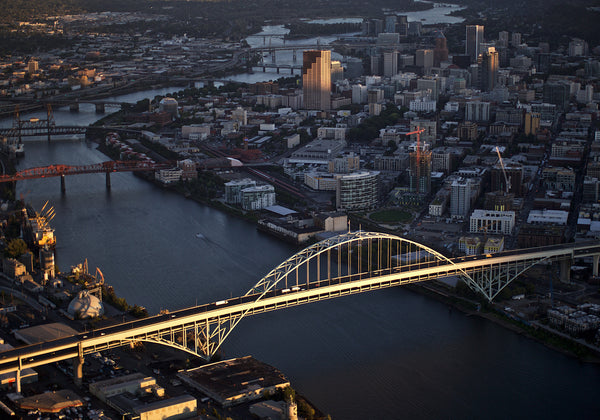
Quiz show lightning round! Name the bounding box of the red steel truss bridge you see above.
[0,160,172,184]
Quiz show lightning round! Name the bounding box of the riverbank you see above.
[407,281,600,363]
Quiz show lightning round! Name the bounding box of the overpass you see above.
[0,231,598,391]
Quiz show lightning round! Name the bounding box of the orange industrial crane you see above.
[407,127,426,193]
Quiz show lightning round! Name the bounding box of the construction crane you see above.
[407,127,426,193]
[495,146,511,194]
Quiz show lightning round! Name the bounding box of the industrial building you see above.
[177,356,290,407]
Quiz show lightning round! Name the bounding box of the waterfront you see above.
[3,99,600,418]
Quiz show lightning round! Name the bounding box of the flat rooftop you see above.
[18,390,83,413]
[178,356,289,407]
[14,323,79,345]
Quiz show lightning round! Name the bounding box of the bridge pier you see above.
[560,258,571,283]
[95,103,105,113]
[60,175,66,194]
[15,358,21,393]
[106,172,111,190]
[293,50,297,62]
[276,67,280,74]
[262,67,266,72]
[69,103,79,112]
[73,355,84,387]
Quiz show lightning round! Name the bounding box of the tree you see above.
[5,238,28,259]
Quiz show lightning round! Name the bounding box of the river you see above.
[4,89,600,419]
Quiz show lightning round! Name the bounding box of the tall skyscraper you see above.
[433,31,449,67]
[465,25,484,62]
[385,15,397,33]
[383,50,399,77]
[416,49,434,70]
[303,50,331,110]
[479,46,498,92]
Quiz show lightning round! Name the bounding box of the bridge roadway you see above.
[0,240,598,382]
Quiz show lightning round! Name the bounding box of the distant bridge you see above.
[0,160,173,192]
[0,158,241,191]
[0,231,598,391]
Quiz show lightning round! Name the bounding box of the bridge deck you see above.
[0,240,597,375]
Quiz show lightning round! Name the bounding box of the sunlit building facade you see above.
[303,50,331,110]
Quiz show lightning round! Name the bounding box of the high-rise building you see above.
[524,112,540,136]
[465,25,484,62]
[408,142,432,194]
[498,31,509,48]
[433,32,449,67]
[331,61,344,83]
[491,163,523,196]
[451,178,473,218]
[385,15,397,33]
[465,101,490,121]
[543,83,570,110]
[479,46,498,91]
[27,59,39,73]
[383,51,399,77]
[397,15,408,36]
[511,32,521,47]
[416,49,434,71]
[302,50,331,110]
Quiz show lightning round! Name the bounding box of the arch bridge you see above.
[0,231,598,391]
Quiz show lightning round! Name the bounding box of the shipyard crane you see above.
[495,146,511,194]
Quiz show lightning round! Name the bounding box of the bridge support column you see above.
[276,67,280,74]
[60,175,66,194]
[69,103,79,112]
[293,50,297,62]
[560,258,571,283]
[73,356,84,387]
[95,103,105,113]
[593,255,599,277]
[15,357,21,393]
[262,67,266,72]
[106,172,111,190]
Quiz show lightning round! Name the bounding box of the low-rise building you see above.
[469,210,515,235]
[527,209,569,225]
[225,178,257,204]
[241,185,276,210]
[178,356,290,407]
[458,236,483,255]
[155,167,183,184]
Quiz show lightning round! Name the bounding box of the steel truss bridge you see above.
[0,125,86,138]
[1,231,599,391]
[0,161,173,183]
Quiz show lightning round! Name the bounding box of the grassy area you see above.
[369,209,412,223]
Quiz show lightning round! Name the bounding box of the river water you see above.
[4,89,600,419]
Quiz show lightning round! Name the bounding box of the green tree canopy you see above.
[5,238,28,259]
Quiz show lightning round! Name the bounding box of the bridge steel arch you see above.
[0,232,599,390]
